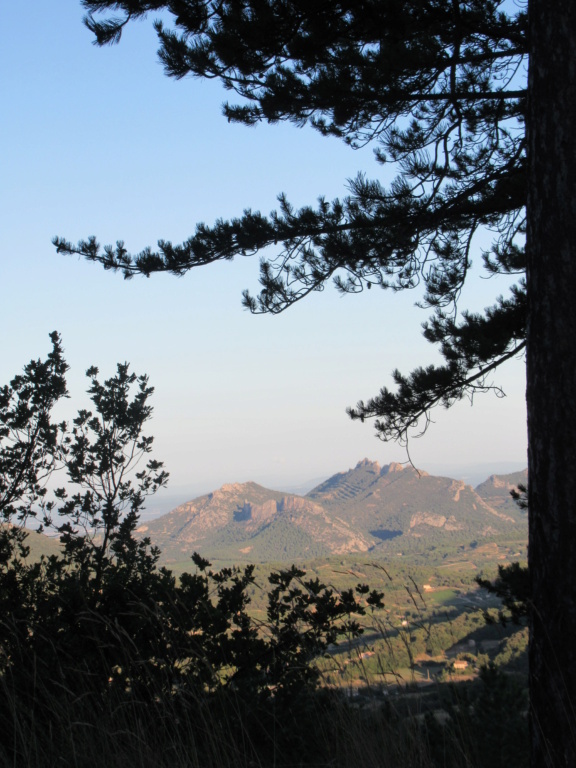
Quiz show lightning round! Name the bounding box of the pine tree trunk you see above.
[527,1,576,765]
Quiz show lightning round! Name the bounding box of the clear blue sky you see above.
[1,2,527,507]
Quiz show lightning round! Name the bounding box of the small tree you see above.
[53,5,576,763]
[48,362,169,599]
[0,341,171,696]
[0,338,385,766]
[0,332,68,560]
[476,485,529,625]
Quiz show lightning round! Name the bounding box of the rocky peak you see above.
[380,461,404,475]
[379,462,428,477]
[355,458,381,472]
[219,482,246,494]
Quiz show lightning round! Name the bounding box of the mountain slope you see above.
[138,461,527,563]
[475,469,528,517]
[307,460,524,548]
[136,481,372,562]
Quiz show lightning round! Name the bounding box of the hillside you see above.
[136,480,372,562]
[137,460,527,565]
[308,459,525,545]
[474,469,528,517]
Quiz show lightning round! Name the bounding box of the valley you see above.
[16,459,529,695]
[5,458,530,766]
[130,459,528,698]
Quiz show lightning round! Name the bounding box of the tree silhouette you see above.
[57,0,527,443]
[53,3,576,765]
[0,337,385,765]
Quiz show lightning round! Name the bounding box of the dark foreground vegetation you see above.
[1,339,528,767]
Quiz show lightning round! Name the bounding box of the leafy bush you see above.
[0,337,385,767]
[0,337,530,768]
[426,664,528,768]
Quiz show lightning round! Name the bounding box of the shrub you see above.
[0,338,385,767]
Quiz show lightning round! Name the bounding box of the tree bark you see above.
[527,1,576,765]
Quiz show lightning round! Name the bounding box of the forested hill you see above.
[136,460,527,564]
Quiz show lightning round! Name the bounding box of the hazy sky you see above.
[1,2,527,507]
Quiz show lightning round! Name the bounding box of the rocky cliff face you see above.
[475,469,528,517]
[137,478,374,561]
[136,482,288,554]
[307,460,520,535]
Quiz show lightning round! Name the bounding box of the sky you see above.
[1,2,527,513]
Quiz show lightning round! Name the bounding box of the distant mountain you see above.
[307,459,525,546]
[475,469,528,516]
[137,460,528,564]
[136,481,372,562]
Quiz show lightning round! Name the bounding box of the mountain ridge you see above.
[136,460,527,563]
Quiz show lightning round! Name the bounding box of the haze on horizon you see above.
[1,2,527,505]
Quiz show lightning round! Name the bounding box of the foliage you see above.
[0,339,387,766]
[0,333,530,767]
[510,481,528,509]
[0,339,170,699]
[492,626,528,672]
[426,663,528,768]
[0,332,68,562]
[475,486,529,624]
[476,560,529,625]
[55,0,528,444]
